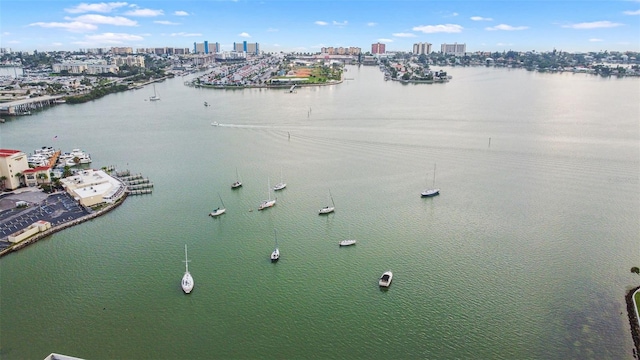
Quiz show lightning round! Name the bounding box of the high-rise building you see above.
[233,41,260,55]
[371,42,386,54]
[194,41,219,54]
[441,43,466,56]
[413,42,432,55]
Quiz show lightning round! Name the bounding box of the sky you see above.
[1,0,639,53]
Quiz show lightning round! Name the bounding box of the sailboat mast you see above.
[218,193,225,208]
[432,163,437,187]
[274,229,278,248]
[329,189,335,206]
[184,244,190,272]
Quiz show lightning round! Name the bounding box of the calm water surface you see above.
[1,66,639,359]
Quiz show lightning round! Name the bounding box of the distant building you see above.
[0,149,30,190]
[113,56,145,68]
[60,169,125,207]
[321,47,361,55]
[441,43,466,56]
[413,42,432,55]
[371,42,386,54]
[111,47,133,55]
[233,41,260,55]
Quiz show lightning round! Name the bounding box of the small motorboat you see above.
[339,240,356,246]
[379,271,393,287]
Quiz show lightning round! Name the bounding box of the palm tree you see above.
[62,166,72,178]
[37,172,49,184]
[14,172,23,187]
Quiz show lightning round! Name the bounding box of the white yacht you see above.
[339,239,356,246]
[181,244,194,294]
[63,149,92,166]
[231,168,242,189]
[379,271,393,287]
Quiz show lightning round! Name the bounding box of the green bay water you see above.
[0,66,638,359]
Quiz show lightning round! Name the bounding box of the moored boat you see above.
[339,239,356,246]
[379,271,393,287]
[181,244,194,294]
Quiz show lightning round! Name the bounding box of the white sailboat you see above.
[339,226,356,246]
[258,178,276,210]
[319,189,335,214]
[181,244,194,294]
[273,168,286,191]
[231,168,242,189]
[149,85,160,101]
[209,193,226,217]
[270,229,280,262]
[421,163,440,197]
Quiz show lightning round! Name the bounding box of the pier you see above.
[0,95,66,116]
[113,171,154,196]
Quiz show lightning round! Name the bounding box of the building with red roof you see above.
[0,149,29,190]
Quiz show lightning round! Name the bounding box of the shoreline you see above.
[0,192,128,258]
[627,285,640,358]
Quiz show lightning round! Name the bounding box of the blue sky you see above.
[1,0,639,53]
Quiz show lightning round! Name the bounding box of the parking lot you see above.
[0,190,90,251]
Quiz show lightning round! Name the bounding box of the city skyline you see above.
[1,0,639,54]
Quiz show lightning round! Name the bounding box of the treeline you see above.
[65,84,129,104]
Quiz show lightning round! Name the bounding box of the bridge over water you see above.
[0,95,66,116]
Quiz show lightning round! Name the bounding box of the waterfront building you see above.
[0,149,30,190]
[52,61,119,75]
[23,166,52,187]
[372,42,386,54]
[413,42,432,55]
[60,169,125,207]
[441,43,466,56]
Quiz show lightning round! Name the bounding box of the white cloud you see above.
[378,38,393,42]
[29,21,98,32]
[273,44,281,47]
[471,16,493,21]
[589,38,604,42]
[124,8,164,17]
[66,14,137,26]
[486,24,528,31]
[333,20,348,26]
[267,28,279,32]
[413,24,463,33]
[496,42,513,46]
[155,20,179,25]
[623,9,640,15]
[2,32,10,36]
[51,42,63,47]
[367,22,377,26]
[83,32,144,44]
[174,11,189,16]
[8,40,20,44]
[65,2,128,14]
[315,21,328,26]
[562,21,622,29]
[170,32,202,37]
[452,12,459,16]
[392,32,416,37]
[238,32,251,38]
